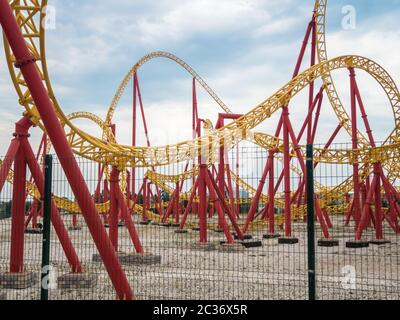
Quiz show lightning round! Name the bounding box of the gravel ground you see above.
[0,215,399,300]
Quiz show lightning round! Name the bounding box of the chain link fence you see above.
[0,143,399,300]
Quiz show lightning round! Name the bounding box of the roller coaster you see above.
[0,0,399,299]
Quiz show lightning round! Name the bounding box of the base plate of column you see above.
[213,228,224,233]
[174,229,188,234]
[24,228,43,235]
[68,226,82,231]
[278,237,299,245]
[346,240,370,248]
[232,233,253,240]
[119,252,162,266]
[218,243,245,253]
[369,239,391,245]
[191,242,216,251]
[0,271,38,289]
[240,240,263,248]
[318,239,339,247]
[57,273,98,290]
[158,222,171,227]
[263,233,281,239]
[139,220,152,226]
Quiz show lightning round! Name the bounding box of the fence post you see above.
[41,155,53,301]
[306,144,316,300]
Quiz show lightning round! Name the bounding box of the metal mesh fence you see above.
[0,143,399,300]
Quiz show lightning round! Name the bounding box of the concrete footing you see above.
[104,223,126,228]
[218,243,245,253]
[213,228,224,233]
[119,252,162,266]
[174,229,189,234]
[233,233,253,240]
[25,228,42,235]
[370,239,391,245]
[169,223,180,228]
[191,242,216,251]
[240,240,263,248]
[93,252,161,265]
[57,273,98,290]
[318,239,340,247]
[0,291,6,300]
[0,272,38,289]
[158,223,171,227]
[346,240,370,248]
[263,233,281,239]
[68,226,82,231]
[278,237,299,245]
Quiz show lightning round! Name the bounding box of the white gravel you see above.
[0,215,399,300]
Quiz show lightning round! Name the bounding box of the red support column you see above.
[174,182,180,224]
[235,146,240,217]
[374,172,383,240]
[109,168,119,250]
[307,16,316,144]
[356,174,379,240]
[204,173,234,244]
[103,178,109,224]
[349,68,361,230]
[179,178,199,230]
[161,187,177,223]
[217,134,225,229]
[72,214,78,228]
[206,170,244,240]
[242,158,271,233]
[147,182,151,219]
[293,18,315,77]
[268,151,276,235]
[198,164,208,243]
[9,138,26,273]
[282,106,292,237]
[126,170,131,201]
[142,178,148,222]
[132,73,137,199]
[114,183,144,254]
[25,199,38,229]
[360,184,367,223]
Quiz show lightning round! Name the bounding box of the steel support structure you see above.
[0,1,134,299]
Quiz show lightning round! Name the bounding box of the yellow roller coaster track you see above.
[2,0,400,225]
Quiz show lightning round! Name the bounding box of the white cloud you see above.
[0,0,399,157]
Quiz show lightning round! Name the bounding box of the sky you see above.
[0,0,400,155]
